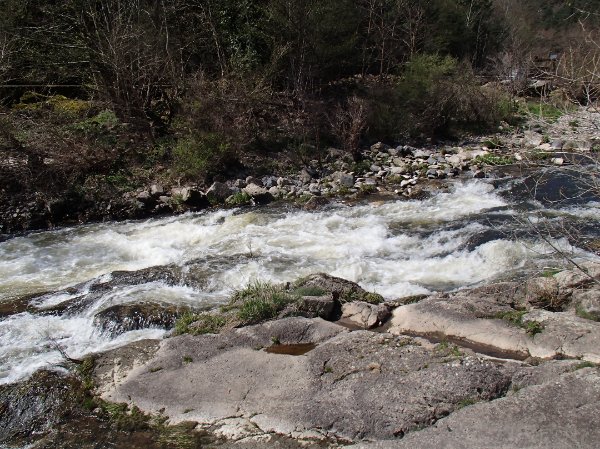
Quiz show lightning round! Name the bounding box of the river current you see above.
[1,175,598,384]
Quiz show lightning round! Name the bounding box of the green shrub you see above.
[523,102,569,122]
[368,54,514,139]
[226,191,252,206]
[173,132,231,180]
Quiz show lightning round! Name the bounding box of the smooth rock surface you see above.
[96,318,513,442]
[352,368,600,449]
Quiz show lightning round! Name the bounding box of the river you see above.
[1,172,598,384]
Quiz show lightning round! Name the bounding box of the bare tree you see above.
[78,0,184,130]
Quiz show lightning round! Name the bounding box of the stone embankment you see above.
[3,263,600,448]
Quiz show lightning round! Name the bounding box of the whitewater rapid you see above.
[0,179,597,383]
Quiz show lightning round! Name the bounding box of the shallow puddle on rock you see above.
[265,343,316,356]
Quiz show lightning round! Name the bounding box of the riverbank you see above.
[2,105,598,239]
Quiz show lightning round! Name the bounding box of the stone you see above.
[232,179,246,189]
[571,287,600,321]
[370,142,389,152]
[293,273,383,304]
[243,183,274,204]
[280,295,336,320]
[268,186,282,197]
[299,169,313,184]
[93,303,191,336]
[136,190,153,205]
[525,131,544,147]
[551,139,565,150]
[0,371,84,444]
[303,196,329,211]
[308,183,321,195]
[552,157,564,165]
[333,171,354,188]
[413,149,432,158]
[206,182,233,203]
[388,282,600,363]
[341,301,391,328]
[261,176,277,188]
[245,176,263,186]
[389,165,408,175]
[150,184,164,196]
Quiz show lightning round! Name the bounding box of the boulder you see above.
[243,183,274,204]
[570,287,600,321]
[333,171,354,188]
[388,282,600,363]
[293,273,383,304]
[149,184,164,196]
[303,196,330,211]
[341,301,391,328]
[171,187,208,208]
[280,295,336,320]
[93,302,192,336]
[0,370,84,444]
[206,182,233,204]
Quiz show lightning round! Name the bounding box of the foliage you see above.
[226,191,252,206]
[172,133,231,181]
[524,102,566,122]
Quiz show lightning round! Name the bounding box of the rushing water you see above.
[1,177,598,384]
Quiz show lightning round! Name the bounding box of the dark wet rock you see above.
[279,295,336,320]
[171,187,209,209]
[340,301,391,329]
[93,303,192,336]
[353,368,600,449]
[462,229,506,251]
[303,196,330,211]
[206,182,233,203]
[0,370,85,444]
[0,292,47,317]
[97,318,513,442]
[293,273,383,304]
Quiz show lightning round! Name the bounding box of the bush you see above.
[173,132,231,181]
[367,54,515,139]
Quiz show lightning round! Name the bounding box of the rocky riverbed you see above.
[2,266,600,448]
